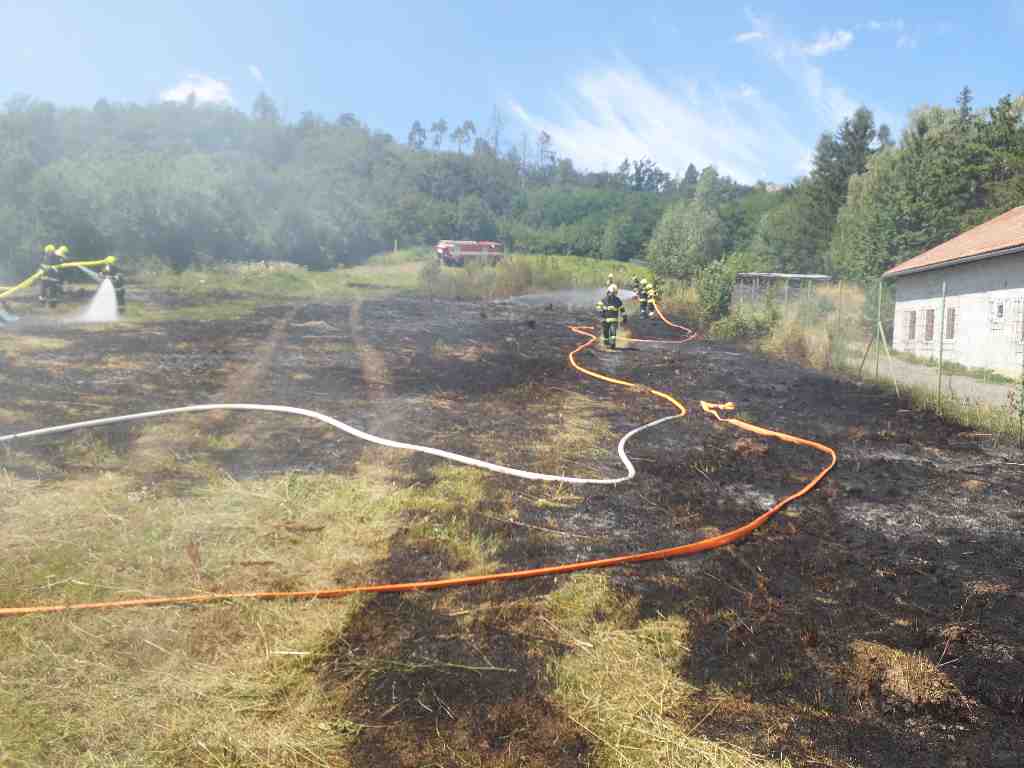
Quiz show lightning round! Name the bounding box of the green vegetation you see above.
[0,96,770,284]
[417,252,653,300]
[146,258,424,299]
[708,282,1024,443]
[890,350,1019,385]
[4,87,1021,302]
[645,91,1024,334]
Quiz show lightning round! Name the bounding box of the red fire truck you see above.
[435,240,504,267]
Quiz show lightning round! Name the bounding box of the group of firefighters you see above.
[595,273,658,350]
[38,243,126,311]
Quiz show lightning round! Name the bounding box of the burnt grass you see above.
[2,288,1023,767]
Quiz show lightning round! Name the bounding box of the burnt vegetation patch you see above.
[2,288,1022,767]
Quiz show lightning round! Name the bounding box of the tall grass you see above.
[710,281,1024,443]
[418,253,653,300]
[147,259,423,297]
[365,246,432,266]
[711,283,870,369]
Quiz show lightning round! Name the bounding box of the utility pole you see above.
[937,281,947,416]
[875,280,882,380]
[1018,344,1024,450]
[835,280,844,369]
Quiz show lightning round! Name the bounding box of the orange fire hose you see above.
[0,301,835,618]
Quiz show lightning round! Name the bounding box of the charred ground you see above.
[1,286,1021,767]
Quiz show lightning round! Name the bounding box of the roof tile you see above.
[884,205,1024,277]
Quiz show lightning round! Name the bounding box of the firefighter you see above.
[39,244,64,308]
[636,278,658,319]
[102,259,127,311]
[641,278,657,319]
[596,283,626,349]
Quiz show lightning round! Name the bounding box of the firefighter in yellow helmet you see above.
[638,278,657,319]
[39,243,64,308]
[595,283,626,349]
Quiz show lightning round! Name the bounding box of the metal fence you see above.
[761,280,1024,448]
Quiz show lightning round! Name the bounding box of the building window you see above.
[991,299,1006,328]
[1014,298,1024,344]
[945,307,956,340]
[905,310,916,341]
[924,308,935,341]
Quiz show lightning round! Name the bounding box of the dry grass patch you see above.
[0,459,415,767]
[430,339,497,362]
[0,407,25,425]
[544,575,785,768]
[0,334,70,353]
[848,640,964,715]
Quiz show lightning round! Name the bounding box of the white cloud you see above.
[801,29,854,56]
[738,11,859,126]
[801,64,858,125]
[248,64,264,83]
[735,30,766,43]
[508,66,806,184]
[738,84,758,98]
[160,74,232,104]
[864,19,904,31]
[896,33,917,49]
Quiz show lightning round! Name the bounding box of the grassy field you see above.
[0,273,796,768]
[141,250,651,304]
[4,259,1022,767]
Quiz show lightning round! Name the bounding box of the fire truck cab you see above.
[435,240,504,267]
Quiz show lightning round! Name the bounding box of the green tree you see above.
[430,118,448,149]
[407,120,426,149]
[646,198,722,279]
[749,183,827,274]
[695,165,722,206]
[455,194,497,239]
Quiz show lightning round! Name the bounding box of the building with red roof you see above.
[885,206,1024,377]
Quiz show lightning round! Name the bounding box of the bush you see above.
[709,305,778,341]
[493,259,533,297]
[694,260,735,323]
[762,314,814,365]
[654,280,701,326]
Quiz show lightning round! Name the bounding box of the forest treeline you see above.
[1,88,1021,286]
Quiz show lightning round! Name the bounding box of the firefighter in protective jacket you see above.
[596,284,626,349]
[39,244,65,308]
[638,278,657,319]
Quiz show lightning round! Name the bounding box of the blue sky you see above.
[2,1,1023,183]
